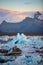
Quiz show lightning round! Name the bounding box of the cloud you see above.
[5,11,26,23]
[0,8,43,24]
[39,12,43,19]
[24,2,31,5]
[0,9,27,23]
[34,11,42,19]
[0,16,3,24]
[24,0,31,5]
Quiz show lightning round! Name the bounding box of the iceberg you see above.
[0,33,40,51]
[15,55,27,65]
[0,33,27,51]
[0,35,43,65]
[21,33,27,39]
[31,54,42,64]
[0,36,9,41]
[15,54,42,65]
[13,33,21,43]
[13,33,28,44]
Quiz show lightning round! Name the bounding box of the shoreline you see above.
[0,32,43,36]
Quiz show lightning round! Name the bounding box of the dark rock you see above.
[0,49,8,53]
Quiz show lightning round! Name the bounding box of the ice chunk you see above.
[27,39,33,45]
[0,36,9,41]
[0,39,15,50]
[21,33,27,39]
[31,54,42,64]
[35,40,43,48]
[13,33,27,44]
[16,33,21,40]
[0,34,20,50]
[12,33,21,44]
[33,39,43,48]
[15,55,27,65]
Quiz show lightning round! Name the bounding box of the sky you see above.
[0,0,43,23]
[0,0,43,11]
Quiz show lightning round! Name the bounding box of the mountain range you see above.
[0,17,43,33]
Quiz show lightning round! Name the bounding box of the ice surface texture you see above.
[0,33,43,65]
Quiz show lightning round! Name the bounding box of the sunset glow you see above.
[0,0,43,23]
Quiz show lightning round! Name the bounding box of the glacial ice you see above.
[0,33,43,65]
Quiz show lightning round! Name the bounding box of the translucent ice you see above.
[31,54,42,64]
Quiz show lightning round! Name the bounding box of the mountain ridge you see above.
[0,17,43,33]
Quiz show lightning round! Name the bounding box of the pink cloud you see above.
[0,8,43,24]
